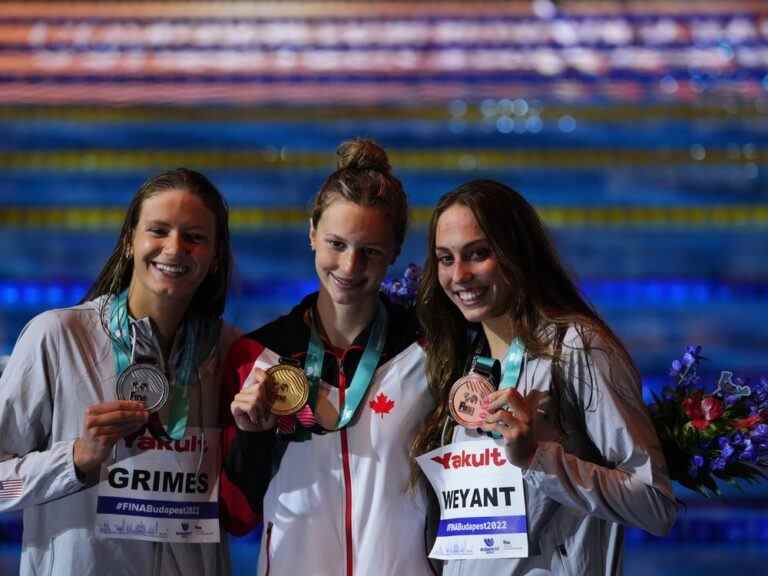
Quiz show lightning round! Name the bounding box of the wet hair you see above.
[311,138,408,256]
[410,179,638,463]
[84,168,231,338]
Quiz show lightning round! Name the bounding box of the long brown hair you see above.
[84,168,232,343]
[411,179,638,461]
[311,138,408,256]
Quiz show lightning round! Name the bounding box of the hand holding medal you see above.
[231,356,322,435]
[447,339,536,467]
[478,388,537,468]
[74,400,149,476]
[231,363,279,432]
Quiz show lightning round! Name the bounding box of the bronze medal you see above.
[448,372,495,428]
[116,363,169,414]
[268,363,310,416]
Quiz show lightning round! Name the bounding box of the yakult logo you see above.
[124,433,208,453]
[431,447,507,470]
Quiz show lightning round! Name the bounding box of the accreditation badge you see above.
[95,427,220,543]
[416,438,529,560]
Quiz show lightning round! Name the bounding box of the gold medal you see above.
[448,373,495,428]
[268,363,310,416]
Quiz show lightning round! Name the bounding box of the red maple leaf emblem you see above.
[369,392,395,418]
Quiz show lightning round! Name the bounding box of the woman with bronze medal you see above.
[0,169,239,575]
[222,139,435,575]
[410,180,677,575]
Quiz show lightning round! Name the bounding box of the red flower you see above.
[701,396,724,421]
[734,414,762,430]
[682,391,704,420]
[683,392,724,430]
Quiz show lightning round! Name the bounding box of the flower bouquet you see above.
[649,346,768,496]
[380,263,420,307]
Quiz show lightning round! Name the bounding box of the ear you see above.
[308,218,317,251]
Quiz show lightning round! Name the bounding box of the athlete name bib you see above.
[416,438,529,560]
[95,427,220,543]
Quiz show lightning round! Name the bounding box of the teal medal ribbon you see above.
[472,336,525,438]
[109,291,197,440]
[304,300,388,431]
[473,336,525,392]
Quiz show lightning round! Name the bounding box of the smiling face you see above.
[127,188,217,318]
[310,197,396,311]
[435,203,513,325]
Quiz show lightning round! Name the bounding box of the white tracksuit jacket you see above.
[222,293,436,576]
[0,297,238,576]
[441,325,677,576]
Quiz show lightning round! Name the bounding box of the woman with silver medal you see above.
[0,169,239,575]
[222,139,434,575]
[411,180,677,575]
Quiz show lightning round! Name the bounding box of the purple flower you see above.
[717,437,735,461]
[380,263,420,307]
[711,456,728,471]
[404,263,420,279]
[751,424,768,441]
[738,438,756,462]
[753,378,768,405]
[688,454,705,477]
[685,345,703,359]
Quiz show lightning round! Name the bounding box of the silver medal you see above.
[116,363,169,413]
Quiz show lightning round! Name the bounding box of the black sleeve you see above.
[224,428,276,514]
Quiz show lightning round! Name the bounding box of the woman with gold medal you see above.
[0,169,239,575]
[222,139,435,575]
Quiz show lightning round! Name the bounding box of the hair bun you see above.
[336,138,391,174]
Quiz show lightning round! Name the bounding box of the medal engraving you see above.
[116,363,169,413]
[448,373,495,428]
[268,364,310,416]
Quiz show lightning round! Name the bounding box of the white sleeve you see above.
[523,331,677,536]
[0,312,84,512]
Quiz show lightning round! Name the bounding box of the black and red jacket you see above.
[220,292,435,576]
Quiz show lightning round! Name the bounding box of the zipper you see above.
[338,361,354,576]
[555,542,570,575]
[264,521,273,576]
